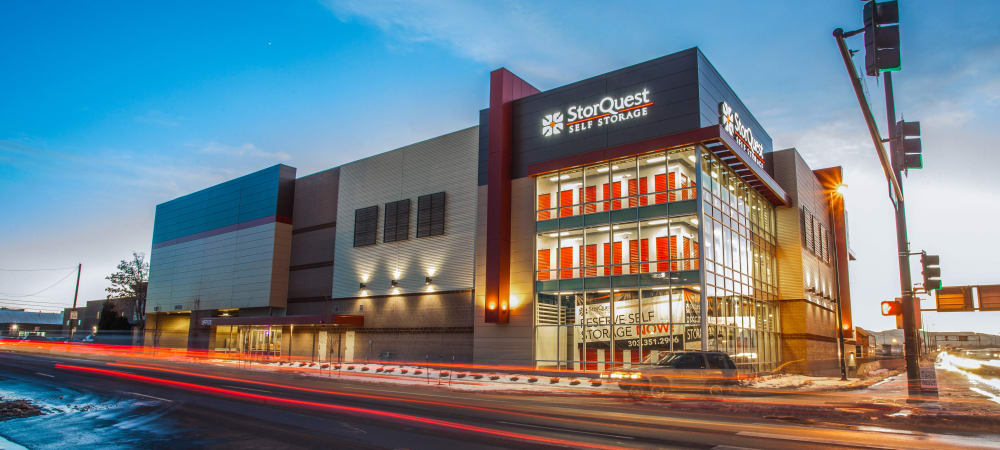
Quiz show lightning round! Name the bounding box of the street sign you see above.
[936,286,974,312]
[978,285,1000,311]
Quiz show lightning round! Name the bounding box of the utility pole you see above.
[69,263,81,342]
[882,72,922,398]
[832,24,921,398]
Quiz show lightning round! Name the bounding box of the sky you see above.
[1,1,998,333]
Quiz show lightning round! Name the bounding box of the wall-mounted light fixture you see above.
[425,276,432,285]
[391,279,399,287]
[359,282,367,290]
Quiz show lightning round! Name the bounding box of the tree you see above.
[105,251,149,322]
[96,301,131,332]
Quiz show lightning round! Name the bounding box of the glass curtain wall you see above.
[700,151,780,372]
[535,146,702,371]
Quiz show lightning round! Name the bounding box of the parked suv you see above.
[602,351,739,397]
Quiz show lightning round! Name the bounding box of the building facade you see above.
[143,48,855,374]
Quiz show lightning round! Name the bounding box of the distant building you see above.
[928,331,1000,349]
[0,308,64,337]
[61,297,140,337]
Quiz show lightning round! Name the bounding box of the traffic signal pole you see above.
[885,72,922,398]
[833,29,922,399]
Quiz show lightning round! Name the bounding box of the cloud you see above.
[322,0,613,84]
[194,141,292,161]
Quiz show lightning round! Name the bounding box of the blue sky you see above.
[1,1,998,333]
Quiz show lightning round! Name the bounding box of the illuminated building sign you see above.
[719,101,765,168]
[542,89,653,137]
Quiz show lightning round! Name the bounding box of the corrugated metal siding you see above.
[332,127,479,298]
[147,222,283,312]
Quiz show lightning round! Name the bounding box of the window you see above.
[383,199,410,243]
[706,353,735,369]
[353,205,378,247]
[670,353,707,369]
[417,192,445,237]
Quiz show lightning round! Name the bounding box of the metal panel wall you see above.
[147,165,296,313]
[332,127,480,298]
[696,50,773,156]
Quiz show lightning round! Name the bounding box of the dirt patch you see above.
[0,398,44,421]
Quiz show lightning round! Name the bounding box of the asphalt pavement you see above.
[0,351,996,449]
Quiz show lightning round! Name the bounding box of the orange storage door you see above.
[537,249,551,280]
[537,193,551,221]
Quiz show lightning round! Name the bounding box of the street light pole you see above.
[830,189,848,381]
[832,28,922,398]
[882,72,922,398]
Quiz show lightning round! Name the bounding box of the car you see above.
[601,351,739,397]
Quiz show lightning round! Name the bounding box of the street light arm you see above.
[832,29,904,205]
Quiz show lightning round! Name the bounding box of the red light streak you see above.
[54,364,624,450]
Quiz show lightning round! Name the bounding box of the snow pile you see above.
[746,374,872,392]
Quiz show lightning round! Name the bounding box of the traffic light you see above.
[921,253,942,291]
[881,299,902,316]
[895,120,922,170]
[863,0,901,76]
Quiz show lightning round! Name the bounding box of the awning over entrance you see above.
[201,314,364,327]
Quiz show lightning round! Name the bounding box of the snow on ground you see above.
[200,357,892,395]
[247,361,617,394]
[742,373,889,392]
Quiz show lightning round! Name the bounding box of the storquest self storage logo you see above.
[541,89,653,137]
[542,112,564,136]
[719,101,765,168]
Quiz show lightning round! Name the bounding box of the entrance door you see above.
[244,326,281,357]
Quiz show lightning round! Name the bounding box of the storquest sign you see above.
[542,89,653,137]
[719,101,765,168]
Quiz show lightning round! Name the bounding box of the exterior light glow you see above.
[835,184,848,195]
[488,302,496,310]
[500,303,508,311]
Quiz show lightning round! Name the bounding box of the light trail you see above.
[54,364,627,450]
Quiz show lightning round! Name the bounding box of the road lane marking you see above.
[496,421,634,440]
[126,392,173,403]
[736,431,897,449]
[34,372,54,378]
[221,385,272,393]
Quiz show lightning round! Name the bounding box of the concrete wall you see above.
[332,127,479,298]
[473,179,535,367]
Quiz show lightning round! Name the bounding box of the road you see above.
[0,351,994,449]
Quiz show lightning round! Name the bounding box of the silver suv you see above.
[606,351,738,397]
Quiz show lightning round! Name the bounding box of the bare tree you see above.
[105,251,149,322]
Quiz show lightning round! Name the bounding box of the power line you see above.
[0,268,76,298]
[0,298,72,306]
[0,266,76,272]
